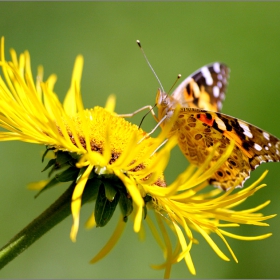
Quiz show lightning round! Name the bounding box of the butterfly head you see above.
[156,88,180,126]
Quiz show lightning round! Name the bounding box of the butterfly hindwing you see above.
[175,108,280,190]
[171,63,230,112]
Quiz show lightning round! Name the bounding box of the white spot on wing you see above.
[217,81,223,88]
[213,63,221,73]
[239,121,253,138]
[216,117,227,130]
[201,66,213,86]
[244,130,253,138]
[263,131,270,140]
[213,86,220,97]
[254,143,262,151]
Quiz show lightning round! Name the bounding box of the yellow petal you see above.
[70,164,93,242]
[90,215,126,264]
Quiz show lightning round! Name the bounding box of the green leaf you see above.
[95,184,120,227]
[119,192,133,222]
[103,180,117,201]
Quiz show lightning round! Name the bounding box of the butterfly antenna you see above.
[167,74,181,94]
[136,40,165,93]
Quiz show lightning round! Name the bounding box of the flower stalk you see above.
[0,181,75,269]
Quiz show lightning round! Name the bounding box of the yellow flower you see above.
[0,37,179,241]
[0,37,276,278]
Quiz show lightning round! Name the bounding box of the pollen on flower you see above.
[62,106,167,180]
[67,106,147,153]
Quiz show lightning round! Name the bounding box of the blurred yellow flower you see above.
[0,37,276,278]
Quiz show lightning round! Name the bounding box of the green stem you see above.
[0,180,96,270]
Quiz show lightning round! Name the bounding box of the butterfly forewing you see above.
[171,63,230,112]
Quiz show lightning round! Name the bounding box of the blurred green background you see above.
[0,2,280,278]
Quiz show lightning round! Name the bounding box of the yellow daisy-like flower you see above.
[0,37,177,241]
[0,37,276,278]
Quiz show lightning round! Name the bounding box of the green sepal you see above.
[55,166,80,182]
[144,195,152,203]
[55,151,75,167]
[103,180,117,201]
[34,177,60,198]
[42,151,76,173]
[83,178,102,202]
[143,195,152,219]
[95,183,120,227]
[68,152,81,161]
[41,158,56,172]
[35,166,80,198]
[143,204,147,219]
[76,166,88,182]
[41,147,55,162]
[119,192,133,222]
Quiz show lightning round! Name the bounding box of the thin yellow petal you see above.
[27,180,50,190]
[192,222,230,261]
[70,164,93,242]
[85,212,96,229]
[173,221,195,275]
[105,94,116,112]
[146,215,166,254]
[63,55,84,116]
[155,213,173,279]
[90,215,126,264]
[216,229,238,263]
[219,229,273,241]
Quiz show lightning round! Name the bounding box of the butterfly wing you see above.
[175,108,280,190]
[171,63,230,112]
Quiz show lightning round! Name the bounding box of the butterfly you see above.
[156,62,280,190]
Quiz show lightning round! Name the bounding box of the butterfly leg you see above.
[118,105,159,122]
[137,115,167,144]
[150,138,169,156]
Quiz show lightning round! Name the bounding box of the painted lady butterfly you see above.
[157,62,280,190]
